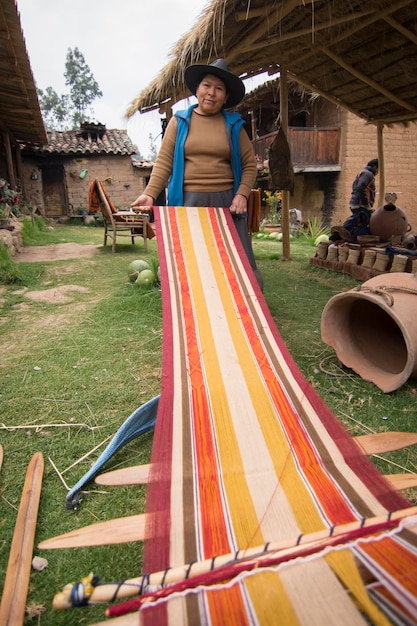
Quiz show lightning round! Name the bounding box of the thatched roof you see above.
[0,0,47,144]
[126,0,417,126]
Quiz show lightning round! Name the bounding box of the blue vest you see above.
[167,104,245,205]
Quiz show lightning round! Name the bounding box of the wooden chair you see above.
[94,181,149,254]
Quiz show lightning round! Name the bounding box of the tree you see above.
[37,86,70,130]
[148,133,158,161]
[37,47,102,130]
[64,47,102,128]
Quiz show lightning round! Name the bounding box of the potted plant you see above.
[0,178,20,227]
[262,190,282,231]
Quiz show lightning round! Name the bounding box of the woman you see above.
[132,58,262,287]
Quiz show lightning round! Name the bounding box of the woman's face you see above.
[195,73,228,115]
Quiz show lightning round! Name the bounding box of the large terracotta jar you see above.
[321,272,417,393]
[369,203,409,242]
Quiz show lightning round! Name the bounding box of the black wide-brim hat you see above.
[184,58,245,108]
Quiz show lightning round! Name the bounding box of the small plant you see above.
[263,190,282,225]
[0,178,20,219]
[147,254,161,286]
[0,241,23,284]
[21,216,47,245]
[300,216,330,245]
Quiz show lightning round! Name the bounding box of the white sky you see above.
[17,0,210,157]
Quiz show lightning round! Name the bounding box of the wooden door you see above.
[41,165,67,217]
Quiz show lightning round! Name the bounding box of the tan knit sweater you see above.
[144,110,257,201]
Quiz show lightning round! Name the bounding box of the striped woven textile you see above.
[113,206,417,624]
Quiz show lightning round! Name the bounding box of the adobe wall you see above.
[63,155,148,212]
[21,154,150,216]
[335,111,417,230]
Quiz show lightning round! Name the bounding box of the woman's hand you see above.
[131,193,154,208]
[229,193,247,215]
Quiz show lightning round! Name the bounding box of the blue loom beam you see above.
[65,395,159,509]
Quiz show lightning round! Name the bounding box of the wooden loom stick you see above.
[38,467,416,556]
[46,437,417,552]
[92,432,417,488]
[0,452,44,626]
[41,471,416,554]
[90,613,138,625]
[38,514,146,550]
[51,505,417,609]
[355,431,417,455]
[95,464,150,486]
[386,473,417,490]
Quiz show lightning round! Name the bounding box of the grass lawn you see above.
[1,221,416,625]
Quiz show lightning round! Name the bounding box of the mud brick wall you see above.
[21,155,151,216]
[63,155,149,212]
[335,112,417,231]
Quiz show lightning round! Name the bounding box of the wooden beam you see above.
[323,0,415,47]
[228,0,304,64]
[286,70,371,123]
[321,46,417,113]
[2,132,16,189]
[384,15,417,46]
[370,112,417,124]
[244,10,376,54]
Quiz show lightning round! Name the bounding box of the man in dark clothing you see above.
[331,158,379,241]
[349,158,379,212]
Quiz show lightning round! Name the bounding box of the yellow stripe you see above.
[245,572,300,625]
[325,550,393,626]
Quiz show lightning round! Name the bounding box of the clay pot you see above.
[321,272,417,392]
[369,203,410,242]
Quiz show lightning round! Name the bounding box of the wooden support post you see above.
[2,132,16,189]
[377,122,385,205]
[280,67,291,260]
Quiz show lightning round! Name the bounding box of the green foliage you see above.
[146,254,161,286]
[148,133,158,161]
[0,178,21,218]
[37,86,71,129]
[0,241,23,283]
[37,47,102,130]
[0,240,44,286]
[65,47,103,127]
[21,215,47,245]
[300,216,331,245]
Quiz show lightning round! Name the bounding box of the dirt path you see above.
[16,243,101,263]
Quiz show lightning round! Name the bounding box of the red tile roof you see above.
[22,126,138,156]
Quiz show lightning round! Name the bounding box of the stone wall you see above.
[0,216,23,256]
